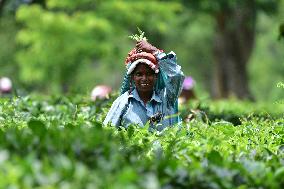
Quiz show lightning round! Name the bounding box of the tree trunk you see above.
[211,2,256,100]
[0,0,7,16]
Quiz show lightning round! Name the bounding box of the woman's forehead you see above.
[133,63,154,72]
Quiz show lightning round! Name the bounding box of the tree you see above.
[279,23,284,40]
[0,0,7,15]
[15,0,181,93]
[182,0,279,100]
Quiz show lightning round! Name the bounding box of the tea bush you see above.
[0,95,283,188]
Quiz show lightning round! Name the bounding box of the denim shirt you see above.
[103,51,185,131]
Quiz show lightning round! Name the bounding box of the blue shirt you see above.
[103,51,184,131]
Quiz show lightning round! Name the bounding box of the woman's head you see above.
[120,48,165,95]
[131,63,157,93]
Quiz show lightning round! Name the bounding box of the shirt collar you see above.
[129,88,162,103]
[151,90,162,103]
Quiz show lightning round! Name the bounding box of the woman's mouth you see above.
[141,83,149,87]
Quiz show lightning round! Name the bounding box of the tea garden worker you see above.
[103,40,185,131]
[179,76,196,104]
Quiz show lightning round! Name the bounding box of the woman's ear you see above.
[153,74,158,84]
[155,74,158,79]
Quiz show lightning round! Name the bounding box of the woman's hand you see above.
[136,40,158,54]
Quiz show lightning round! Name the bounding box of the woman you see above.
[103,40,184,131]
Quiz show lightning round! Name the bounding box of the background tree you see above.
[0,0,46,92]
[280,23,284,40]
[181,0,279,100]
[15,0,181,93]
[0,0,283,100]
[0,0,7,15]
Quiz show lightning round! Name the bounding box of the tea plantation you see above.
[0,95,283,189]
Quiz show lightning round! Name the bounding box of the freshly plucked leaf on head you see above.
[129,28,147,41]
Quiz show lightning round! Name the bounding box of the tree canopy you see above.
[0,0,283,101]
[15,0,181,93]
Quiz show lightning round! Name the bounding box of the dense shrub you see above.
[0,95,283,188]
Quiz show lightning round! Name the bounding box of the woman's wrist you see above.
[153,48,164,56]
[149,46,159,54]
[153,50,161,56]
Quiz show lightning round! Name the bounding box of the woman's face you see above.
[132,63,157,93]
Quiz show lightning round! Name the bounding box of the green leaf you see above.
[27,119,46,137]
[128,27,147,41]
[207,150,223,166]
[274,166,284,181]
[127,125,135,138]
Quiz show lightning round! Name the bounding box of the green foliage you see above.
[276,82,284,104]
[182,0,279,14]
[0,95,284,188]
[16,4,114,92]
[129,28,147,41]
[47,0,95,9]
[15,1,181,93]
[249,8,284,101]
[277,82,284,88]
[0,15,19,80]
[180,98,284,125]
[279,23,284,40]
[0,0,283,101]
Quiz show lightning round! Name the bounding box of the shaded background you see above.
[0,0,283,101]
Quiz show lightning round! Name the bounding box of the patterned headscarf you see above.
[124,48,159,74]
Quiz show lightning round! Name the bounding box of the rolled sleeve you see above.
[155,51,185,106]
[103,92,129,126]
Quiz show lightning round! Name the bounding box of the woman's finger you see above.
[136,42,142,49]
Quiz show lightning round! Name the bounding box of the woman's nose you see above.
[141,74,147,80]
